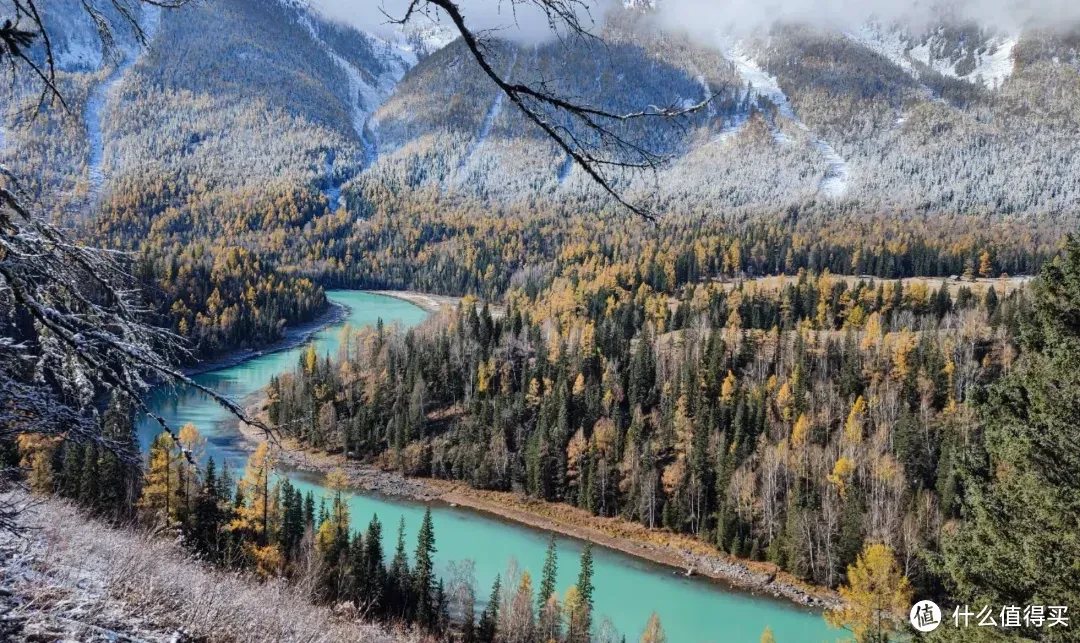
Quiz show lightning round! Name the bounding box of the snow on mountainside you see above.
[847,21,1016,90]
[720,42,850,198]
[911,32,1016,88]
[85,6,161,203]
[8,0,1080,219]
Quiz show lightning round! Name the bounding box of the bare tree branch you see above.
[384,0,718,221]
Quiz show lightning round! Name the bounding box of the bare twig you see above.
[383,0,717,221]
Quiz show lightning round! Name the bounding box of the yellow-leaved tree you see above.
[317,468,351,554]
[826,543,912,643]
[139,432,182,524]
[177,423,206,516]
[16,434,61,494]
[640,612,667,643]
[232,442,279,546]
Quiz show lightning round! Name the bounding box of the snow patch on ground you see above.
[697,75,716,119]
[293,10,426,210]
[910,36,1016,89]
[719,41,850,197]
[557,154,574,184]
[55,36,104,71]
[452,50,519,187]
[725,44,796,120]
[847,24,917,76]
[848,22,1015,90]
[85,6,161,204]
[809,135,849,198]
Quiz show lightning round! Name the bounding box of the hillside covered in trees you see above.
[2,0,1077,360]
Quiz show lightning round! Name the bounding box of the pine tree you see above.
[388,516,411,617]
[477,574,501,643]
[538,532,558,611]
[363,514,386,614]
[412,507,437,627]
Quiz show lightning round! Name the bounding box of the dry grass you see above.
[0,491,419,643]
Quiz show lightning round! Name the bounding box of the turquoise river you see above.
[138,291,837,643]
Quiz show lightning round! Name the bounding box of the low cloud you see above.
[310,0,613,43]
[656,0,1080,36]
[315,0,1080,41]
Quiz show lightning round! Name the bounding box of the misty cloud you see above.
[314,0,1080,41]
[653,0,1080,36]
[310,0,613,43]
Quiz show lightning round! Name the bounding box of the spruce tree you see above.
[412,508,437,627]
[538,533,558,611]
[303,490,315,526]
[940,237,1080,625]
[193,457,223,561]
[60,442,82,499]
[477,574,501,643]
[576,543,595,637]
[388,516,411,617]
[78,443,100,510]
[348,531,366,605]
[363,514,386,614]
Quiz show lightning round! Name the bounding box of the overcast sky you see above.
[311,0,1080,40]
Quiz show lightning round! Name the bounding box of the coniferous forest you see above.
[4,0,1080,642]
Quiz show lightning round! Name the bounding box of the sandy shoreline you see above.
[367,290,460,315]
[371,289,510,319]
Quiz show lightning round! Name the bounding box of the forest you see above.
[259,235,1080,641]
[267,263,1019,591]
[8,392,670,643]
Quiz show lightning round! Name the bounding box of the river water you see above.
[138,291,835,642]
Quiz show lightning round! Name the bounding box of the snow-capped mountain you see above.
[849,21,1017,90]
[6,0,1080,220]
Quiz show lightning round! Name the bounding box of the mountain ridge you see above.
[4,0,1079,223]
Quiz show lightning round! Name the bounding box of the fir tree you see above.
[477,574,501,643]
[576,543,595,638]
[412,508,437,627]
[538,532,558,611]
[388,516,411,617]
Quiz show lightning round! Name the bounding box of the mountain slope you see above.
[4,2,1080,230]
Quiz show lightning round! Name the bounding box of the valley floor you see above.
[0,490,416,643]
